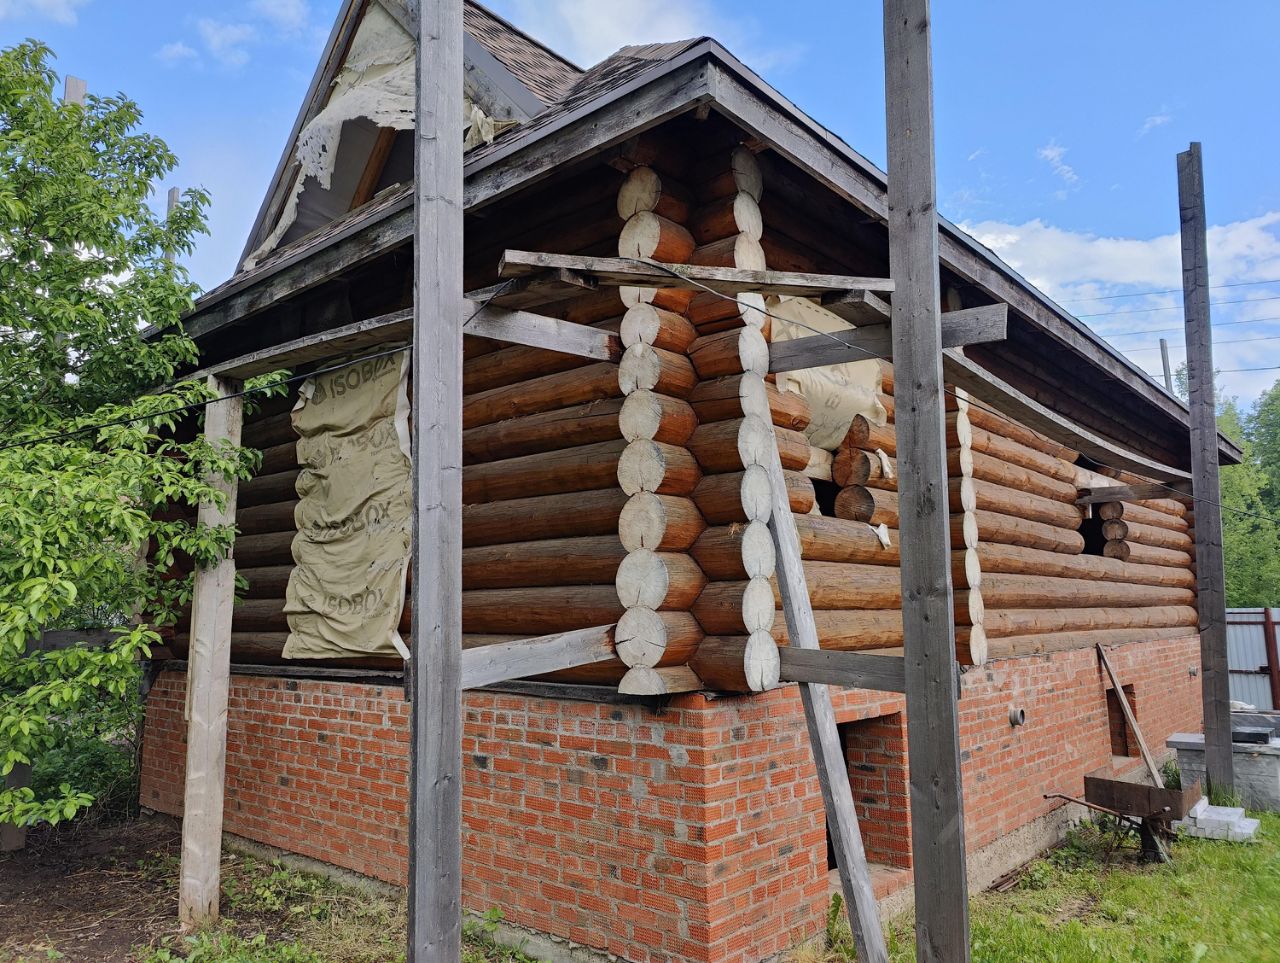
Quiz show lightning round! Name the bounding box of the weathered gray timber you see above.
[178,376,244,929]
[409,0,465,957]
[464,304,623,361]
[460,626,616,689]
[1178,142,1234,792]
[776,648,906,693]
[769,303,1006,374]
[1160,338,1174,394]
[942,350,1190,482]
[1096,645,1164,788]
[763,441,888,962]
[883,2,971,959]
[1075,482,1192,506]
[822,289,892,325]
[498,250,895,296]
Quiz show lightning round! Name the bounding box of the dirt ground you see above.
[0,814,183,962]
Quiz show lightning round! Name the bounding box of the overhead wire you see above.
[1061,278,1280,304]
[1076,294,1280,318]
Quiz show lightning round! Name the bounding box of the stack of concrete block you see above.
[1172,797,1260,842]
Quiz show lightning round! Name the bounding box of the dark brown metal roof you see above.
[463,1,582,104]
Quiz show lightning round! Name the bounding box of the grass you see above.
[800,813,1280,963]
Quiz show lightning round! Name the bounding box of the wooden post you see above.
[1177,142,1234,793]
[764,442,889,963]
[1,763,31,852]
[1159,338,1174,394]
[883,2,971,960]
[410,0,465,959]
[1096,645,1164,788]
[178,376,244,928]
[1263,608,1280,712]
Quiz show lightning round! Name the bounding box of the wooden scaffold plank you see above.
[460,626,617,689]
[1177,142,1234,792]
[178,375,245,929]
[409,0,466,958]
[883,1,972,960]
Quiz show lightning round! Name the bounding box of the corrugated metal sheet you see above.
[1226,608,1276,710]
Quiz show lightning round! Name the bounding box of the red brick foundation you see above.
[141,635,1203,962]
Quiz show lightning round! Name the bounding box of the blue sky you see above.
[3,0,1278,402]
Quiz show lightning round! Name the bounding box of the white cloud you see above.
[1137,110,1172,138]
[155,41,198,65]
[958,213,1280,399]
[250,0,310,34]
[967,148,987,162]
[0,0,87,23]
[198,18,257,68]
[503,0,798,71]
[1037,139,1079,188]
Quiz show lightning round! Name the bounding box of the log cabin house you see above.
[139,2,1239,960]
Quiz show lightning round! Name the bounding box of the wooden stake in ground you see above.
[883,1,972,959]
[1096,645,1164,788]
[410,0,465,959]
[1177,142,1234,794]
[178,376,244,928]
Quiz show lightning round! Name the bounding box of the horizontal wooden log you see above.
[257,441,298,476]
[689,373,811,431]
[953,449,1078,503]
[238,565,293,599]
[692,467,814,523]
[776,647,906,693]
[464,362,620,430]
[239,470,299,508]
[620,284,696,315]
[463,340,592,396]
[687,418,810,474]
[691,191,764,245]
[697,571,978,620]
[793,514,900,565]
[462,586,626,635]
[697,145,763,202]
[984,625,1200,660]
[979,573,1195,610]
[617,440,703,496]
[966,543,1196,589]
[844,415,896,457]
[236,500,298,536]
[776,610,982,660]
[617,343,698,398]
[464,439,627,503]
[617,493,705,552]
[242,412,295,450]
[1100,518,1193,553]
[618,391,698,445]
[963,400,1078,463]
[954,509,1086,554]
[617,211,696,263]
[612,610,704,670]
[617,665,703,696]
[983,605,1199,639]
[462,398,625,464]
[463,489,629,547]
[615,550,708,610]
[617,167,692,224]
[689,234,766,271]
[1076,481,1192,507]
[1103,540,1193,568]
[461,626,617,689]
[688,327,769,379]
[690,521,777,581]
[462,536,627,588]
[234,531,294,568]
[952,477,1082,530]
[619,303,697,353]
[688,633,779,692]
[965,422,1078,486]
[832,447,895,490]
[834,486,898,527]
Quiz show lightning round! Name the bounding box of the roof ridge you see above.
[463,0,583,75]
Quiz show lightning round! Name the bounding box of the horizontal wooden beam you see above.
[1076,481,1192,505]
[464,303,622,361]
[942,350,1191,482]
[777,647,906,693]
[769,303,1007,374]
[499,250,895,297]
[460,625,616,689]
[822,289,892,326]
[192,309,412,381]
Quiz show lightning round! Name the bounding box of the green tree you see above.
[0,41,265,828]
[1247,379,1280,507]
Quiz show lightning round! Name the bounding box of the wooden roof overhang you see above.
[175,40,1240,471]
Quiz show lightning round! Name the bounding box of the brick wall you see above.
[141,635,1203,963]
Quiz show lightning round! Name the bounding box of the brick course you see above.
[141,635,1203,962]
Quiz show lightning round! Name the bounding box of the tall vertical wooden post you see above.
[1263,608,1280,712]
[1178,142,1234,792]
[178,376,244,928]
[410,0,465,959]
[1160,338,1174,393]
[883,2,971,960]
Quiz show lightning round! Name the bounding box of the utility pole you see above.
[883,1,971,960]
[410,0,465,958]
[1177,142,1234,793]
[1159,338,1174,393]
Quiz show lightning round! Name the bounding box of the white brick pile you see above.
[1172,797,1261,842]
